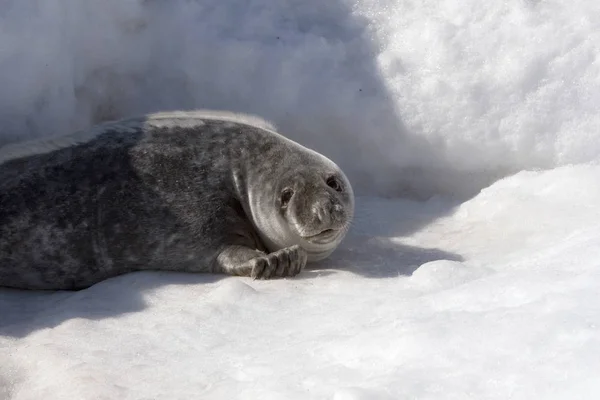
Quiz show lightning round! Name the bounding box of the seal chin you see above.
[301,228,341,245]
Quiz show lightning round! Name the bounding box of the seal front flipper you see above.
[215,245,307,280]
[250,245,308,279]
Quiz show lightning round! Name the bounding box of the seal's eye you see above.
[326,176,343,192]
[280,188,294,207]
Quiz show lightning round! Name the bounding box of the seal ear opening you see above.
[280,188,294,208]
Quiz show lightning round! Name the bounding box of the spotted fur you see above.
[0,110,354,290]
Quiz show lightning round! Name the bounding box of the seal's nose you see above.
[313,200,344,228]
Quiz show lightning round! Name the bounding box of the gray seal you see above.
[0,110,354,290]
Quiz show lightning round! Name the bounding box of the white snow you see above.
[1,0,600,399]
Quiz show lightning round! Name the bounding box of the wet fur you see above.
[0,110,354,290]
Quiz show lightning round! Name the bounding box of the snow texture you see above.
[1,0,600,399]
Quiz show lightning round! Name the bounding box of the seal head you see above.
[245,149,354,262]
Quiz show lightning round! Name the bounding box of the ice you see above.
[2,0,600,399]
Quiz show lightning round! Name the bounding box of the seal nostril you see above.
[328,202,343,217]
[314,206,324,223]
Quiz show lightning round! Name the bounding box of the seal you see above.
[0,110,354,290]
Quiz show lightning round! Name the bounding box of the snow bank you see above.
[2,0,599,196]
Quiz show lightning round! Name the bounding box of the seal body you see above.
[0,110,354,290]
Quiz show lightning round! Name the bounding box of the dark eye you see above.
[326,176,343,192]
[280,188,294,207]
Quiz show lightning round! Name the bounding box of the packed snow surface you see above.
[1,0,600,399]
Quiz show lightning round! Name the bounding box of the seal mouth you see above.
[302,228,340,244]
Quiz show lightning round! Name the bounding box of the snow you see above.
[1,0,600,399]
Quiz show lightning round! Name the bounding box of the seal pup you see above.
[0,110,354,290]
